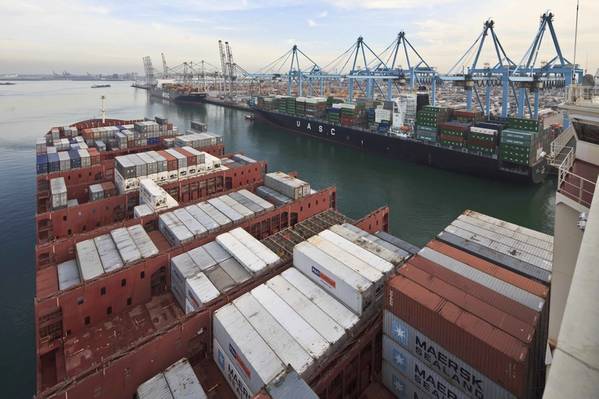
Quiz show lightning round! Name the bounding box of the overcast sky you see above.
[1,0,597,75]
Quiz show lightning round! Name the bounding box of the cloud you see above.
[325,0,456,9]
[318,10,328,18]
[307,19,317,27]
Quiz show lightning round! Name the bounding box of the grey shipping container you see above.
[93,234,123,273]
[185,204,220,232]
[197,202,232,227]
[127,225,159,258]
[381,360,431,399]
[136,373,174,399]
[57,260,81,291]
[76,239,104,281]
[110,227,142,264]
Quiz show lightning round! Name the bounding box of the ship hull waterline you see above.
[255,109,547,184]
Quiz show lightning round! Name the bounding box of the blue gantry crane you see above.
[440,19,515,117]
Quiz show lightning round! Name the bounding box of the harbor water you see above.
[0,81,556,397]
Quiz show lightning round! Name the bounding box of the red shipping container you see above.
[173,147,197,166]
[409,255,539,326]
[385,276,530,398]
[426,240,548,298]
[87,148,100,165]
[100,182,116,198]
[158,150,178,171]
[399,263,535,343]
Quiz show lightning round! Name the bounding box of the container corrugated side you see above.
[375,230,421,256]
[203,241,232,263]
[187,246,217,271]
[173,208,207,237]
[457,213,553,252]
[386,276,529,398]
[341,223,410,259]
[330,224,403,265]
[186,272,220,312]
[213,304,286,395]
[93,234,123,272]
[233,293,314,375]
[216,232,266,273]
[463,210,553,246]
[213,338,252,399]
[265,369,319,399]
[382,334,469,399]
[409,255,540,326]
[381,360,430,399]
[127,225,159,258]
[318,230,393,275]
[185,204,220,232]
[418,247,544,312]
[426,240,548,298]
[251,284,330,358]
[228,192,264,214]
[159,213,194,246]
[266,275,344,345]
[197,202,232,227]
[308,235,383,295]
[400,263,535,343]
[163,358,207,399]
[208,197,243,223]
[220,195,254,218]
[383,310,517,399]
[281,268,359,330]
[57,260,81,291]
[136,373,174,399]
[237,189,275,211]
[229,228,280,267]
[440,227,551,283]
[110,227,142,264]
[293,241,373,315]
[76,239,104,280]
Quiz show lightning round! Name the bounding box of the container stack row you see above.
[114,148,222,193]
[381,210,552,399]
[37,147,100,175]
[137,358,207,399]
[212,267,358,398]
[58,225,158,289]
[176,132,223,149]
[293,223,406,316]
[264,172,311,200]
[170,227,281,314]
[158,190,274,246]
[81,119,176,148]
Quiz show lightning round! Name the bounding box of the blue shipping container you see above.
[69,150,81,169]
[47,153,60,173]
[36,154,48,174]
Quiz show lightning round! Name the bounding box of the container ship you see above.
[34,113,555,398]
[253,94,562,183]
[150,83,207,104]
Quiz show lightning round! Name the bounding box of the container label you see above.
[312,266,336,288]
[229,344,252,378]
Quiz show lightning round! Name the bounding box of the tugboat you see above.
[91,84,111,88]
[244,113,255,121]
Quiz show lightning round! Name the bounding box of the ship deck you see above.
[63,293,183,377]
[559,159,599,208]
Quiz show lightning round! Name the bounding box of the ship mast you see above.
[100,95,106,123]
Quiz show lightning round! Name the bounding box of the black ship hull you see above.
[255,110,547,184]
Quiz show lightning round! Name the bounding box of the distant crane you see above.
[142,56,156,86]
[161,53,169,78]
[225,41,236,97]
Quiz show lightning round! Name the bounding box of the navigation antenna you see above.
[573,0,580,81]
[100,95,106,123]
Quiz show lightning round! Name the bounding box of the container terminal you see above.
[32,84,599,399]
[140,12,579,183]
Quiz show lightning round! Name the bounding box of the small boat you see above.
[244,114,255,121]
[0,82,16,85]
[91,84,111,88]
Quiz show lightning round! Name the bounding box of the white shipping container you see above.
[197,202,232,227]
[229,228,280,267]
[173,208,207,237]
[185,204,220,232]
[50,177,67,209]
[139,179,167,209]
[251,285,330,358]
[220,195,254,218]
[208,197,243,223]
[203,241,232,263]
[127,225,159,258]
[134,204,154,218]
[110,228,142,264]
[163,358,208,399]
[159,213,194,246]
[93,234,123,272]
[213,338,252,399]
[187,246,218,271]
[233,293,314,375]
[186,272,220,313]
[136,373,174,399]
[265,275,344,345]
[57,260,81,291]
[76,239,104,281]
[281,268,359,330]
[216,233,266,273]
[330,224,403,264]
[293,241,373,315]
[237,189,275,211]
[318,230,393,275]
[213,304,286,395]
